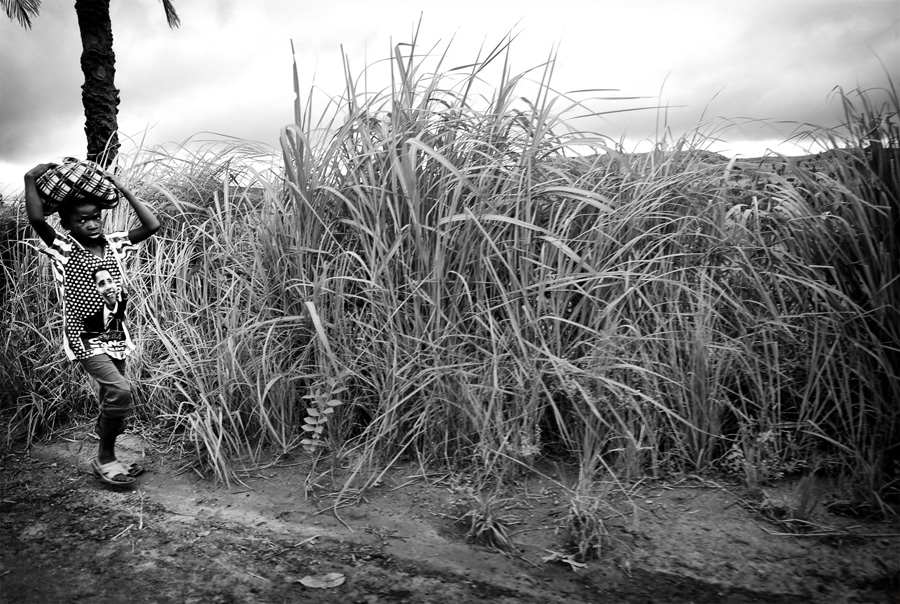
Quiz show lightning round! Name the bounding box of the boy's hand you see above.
[107,174,126,191]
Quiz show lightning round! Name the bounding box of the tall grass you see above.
[1,34,896,503]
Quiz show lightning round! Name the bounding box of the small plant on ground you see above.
[566,493,610,561]
[721,425,812,498]
[301,374,347,456]
[755,472,825,533]
[453,490,518,552]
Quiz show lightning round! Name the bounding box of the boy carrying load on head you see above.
[24,159,161,486]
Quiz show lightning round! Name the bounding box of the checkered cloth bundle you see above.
[35,157,120,215]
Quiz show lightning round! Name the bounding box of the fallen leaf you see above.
[541,549,586,569]
[297,572,345,588]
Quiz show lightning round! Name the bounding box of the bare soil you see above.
[1,425,897,604]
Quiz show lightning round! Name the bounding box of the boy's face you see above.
[65,202,103,241]
[94,269,118,306]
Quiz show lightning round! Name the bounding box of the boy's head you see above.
[59,199,104,241]
[91,266,119,306]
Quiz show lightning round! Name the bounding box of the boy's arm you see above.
[24,164,58,246]
[109,175,161,244]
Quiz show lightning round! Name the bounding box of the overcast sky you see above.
[1,0,898,193]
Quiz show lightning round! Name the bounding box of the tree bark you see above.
[74,0,119,167]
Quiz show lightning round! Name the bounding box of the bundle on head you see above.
[35,157,120,215]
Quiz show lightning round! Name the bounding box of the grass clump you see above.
[566,493,610,561]
[453,489,518,552]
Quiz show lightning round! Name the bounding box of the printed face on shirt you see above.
[93,268,118,307]
[65,202,104,241]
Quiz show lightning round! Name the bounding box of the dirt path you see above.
[1,428,897,603]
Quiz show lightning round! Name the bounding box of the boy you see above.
[24,162,160,486]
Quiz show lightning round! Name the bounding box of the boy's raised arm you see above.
[108,175,161,244]
[24,164,58,246]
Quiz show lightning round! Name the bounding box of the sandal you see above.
[122,461,145,478]
[91,458,135,486]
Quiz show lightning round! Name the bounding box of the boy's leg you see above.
[79,355,132,465]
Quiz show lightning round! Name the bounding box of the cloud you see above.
[0,6,83,156]
[2,0,897,190]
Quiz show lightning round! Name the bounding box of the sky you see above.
[1,0,898,193]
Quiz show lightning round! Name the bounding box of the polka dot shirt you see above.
[39,231,138,360]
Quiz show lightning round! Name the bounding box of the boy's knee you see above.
[100,384,133,419]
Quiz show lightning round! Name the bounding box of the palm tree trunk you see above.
[74,0,119,167]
